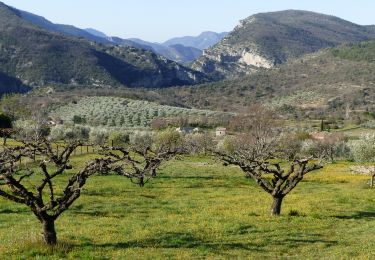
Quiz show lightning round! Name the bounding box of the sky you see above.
[2,0,375,42]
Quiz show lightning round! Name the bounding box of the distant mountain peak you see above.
[192,10,375,80]
[84,28,107,38]
[162,31,228,50]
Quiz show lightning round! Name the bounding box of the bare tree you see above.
[110,129,185,186]
[184,132,214,155]
[0,140,128,245]
[218,106,323,215]
[101,146,181,187]
[224,105,281,161]
[313,133,347,162]
[220,154,322,215]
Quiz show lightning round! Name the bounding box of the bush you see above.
[129,131,153,152]
[184,132,214,155]
[89,128,109,145]
[301,134,351,161]
[72,115,87,124]
[49,125,65,141]
[108,131,130,147]
[0,113,12,129]
[349,134,375,162]
[153,129,183,153]
[49,125,90,141]
[13,120,50,141]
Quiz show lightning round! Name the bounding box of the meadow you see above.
[1,153,375,259]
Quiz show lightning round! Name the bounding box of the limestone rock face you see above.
[241,51,273,68]
[192,10,375,80]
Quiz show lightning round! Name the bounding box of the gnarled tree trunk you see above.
[42,218,57,245]
[271,196,284,216]
[151,168,157,177]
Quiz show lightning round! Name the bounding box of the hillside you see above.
[51,96,228,129]
[12,5,203,65]
[0,2,208,96]
[111,40,375,118]
[192,10,375,80]
[15,8,113,45]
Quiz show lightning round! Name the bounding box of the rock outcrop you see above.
[192,10,375,80]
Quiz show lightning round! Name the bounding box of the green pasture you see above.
[0,154,375,259]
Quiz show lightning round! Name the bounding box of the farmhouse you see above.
[216,127,227,137]
[310,132,329,140]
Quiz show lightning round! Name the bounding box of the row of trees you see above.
[5,103,375,246]
[0,106,327,246]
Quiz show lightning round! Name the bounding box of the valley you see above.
[1,1,375,259]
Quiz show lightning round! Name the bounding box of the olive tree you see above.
[349,134,375,187]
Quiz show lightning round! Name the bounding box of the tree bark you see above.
[139,176,145,187]
[271,196,284,216]
[371,174,375,188]
[42,218,57,245]
[151,168,157,177]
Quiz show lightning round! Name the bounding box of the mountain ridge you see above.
[0,2,208,96]
[0,2,208,65]
[191,10,375,80]
[83,30,227,64]
[162,31,228,50]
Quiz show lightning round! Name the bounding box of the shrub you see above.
[50,125,90,141]
[89,128,109,145]
[49,125,65,141]
[72,115,87,124]
[13,120,49,141]
[0,113,12,128]
[349,134,375,162]
[184,132,214,155]
[153,129,183,153]
[108,131,130,147]
[129,131,153,152]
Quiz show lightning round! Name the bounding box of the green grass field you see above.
[1,154,375,259]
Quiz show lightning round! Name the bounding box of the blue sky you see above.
[2,0,375,42]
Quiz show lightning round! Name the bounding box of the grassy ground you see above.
[336,126,375,138]
[1,154,375,259]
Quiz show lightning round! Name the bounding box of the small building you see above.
[216,127,227,137]
[310,132,328,141]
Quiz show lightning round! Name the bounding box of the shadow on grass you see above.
[158,176,216,180]
[0,208,28,214]
[9,232,337,256]
[84,232,260,252]
[82,232,337,253]
[333,211,375,219]
[277,238,338,247]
